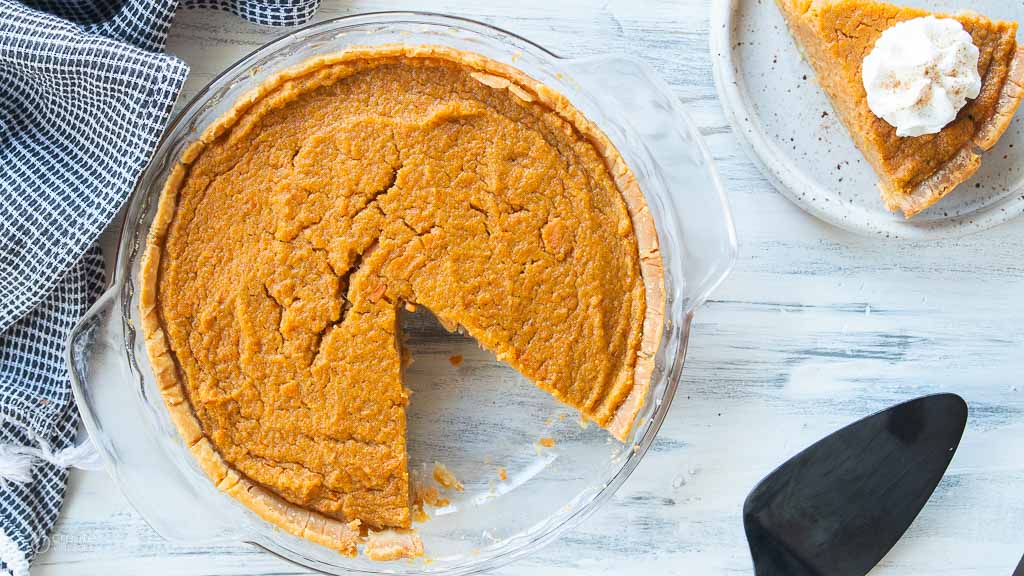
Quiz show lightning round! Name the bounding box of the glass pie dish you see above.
[65,12,737,576]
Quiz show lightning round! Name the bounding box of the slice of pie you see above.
[139,46,663,558]
[776,0,1024,217]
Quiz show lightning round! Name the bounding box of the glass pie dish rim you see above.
[67,10,737,576]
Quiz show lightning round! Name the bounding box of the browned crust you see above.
[880,147,981,217]
[884,43,1024,217]
[139,45,663,556]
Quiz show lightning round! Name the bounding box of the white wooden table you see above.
[35,1,1024,574]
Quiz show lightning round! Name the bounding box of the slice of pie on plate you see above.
[776,0,1024,217]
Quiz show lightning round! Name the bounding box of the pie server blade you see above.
[743,393,968,576]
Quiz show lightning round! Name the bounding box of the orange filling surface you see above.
[146,50,656,534]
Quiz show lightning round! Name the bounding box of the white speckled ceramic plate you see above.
[711,0,1024,239]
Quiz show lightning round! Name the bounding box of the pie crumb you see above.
[448,354,463,367]
[364,529,424,561]
[433,463,464,492]
[415,484,449,508]
[411,502,429,523]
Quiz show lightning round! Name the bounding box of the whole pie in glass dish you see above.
[139,45,664,559]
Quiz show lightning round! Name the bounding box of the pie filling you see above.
[141,46,663,556]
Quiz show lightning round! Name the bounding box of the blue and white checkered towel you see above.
[0,2,319,574]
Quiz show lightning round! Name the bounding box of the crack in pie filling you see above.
[139,45,664,559]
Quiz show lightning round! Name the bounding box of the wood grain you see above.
[35,1,1024,574]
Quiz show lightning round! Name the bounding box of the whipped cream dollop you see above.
[862,16,982,137]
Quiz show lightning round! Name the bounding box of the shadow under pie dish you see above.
[139,44,664,559]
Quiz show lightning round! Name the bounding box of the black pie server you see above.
[743,393,968,576]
